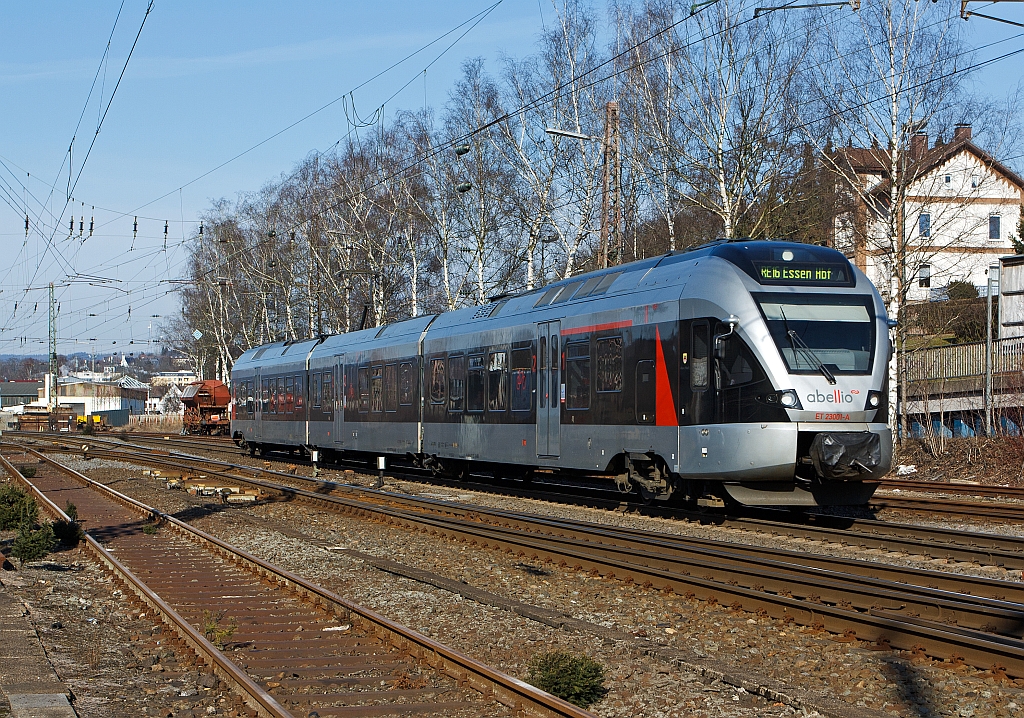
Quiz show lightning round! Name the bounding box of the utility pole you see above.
[985,263,999,435]
[600,101,622,268]
[48,282,58,412]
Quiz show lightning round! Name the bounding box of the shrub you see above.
[0,486,38,530]
[64,502,78,523]
[18,466,36,479]
[52,518,84,546]
[202,610,238,648]
[141,522,159,535]
[11,521,56,565]
[527,651,608,708]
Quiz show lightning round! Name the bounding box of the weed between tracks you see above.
[527,650,608,708]
[201,610,238,649]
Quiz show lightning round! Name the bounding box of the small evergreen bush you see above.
[18,466,37,479]
[527,651,608,708]
[64,502,78,522]
[11,521,56,565]
[0,486,38,530]
[52,518,84,546]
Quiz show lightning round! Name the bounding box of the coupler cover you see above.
[809,432,881,480]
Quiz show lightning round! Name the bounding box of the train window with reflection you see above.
[261,379,269,413]
[487,351,508,412]
[384,364,398,412]
[278,378,286,414]
[370,365,384,413]
[245,382,254,416]
[467,355,485,412]
[566,341,590,410]
[448,355,465,412]
[399,362,414,406]
[692,322,710,390]
[285,377,294,414]
[357,367,369,413]
[313,373,321,408]
[755,294,875,374]
[595,337,623,392]
[268,379,277,414]
[322,373,333,412]
[538,336,547,408]
[429,358,446,404]
[294,376,304,411]
[511,348,533,412]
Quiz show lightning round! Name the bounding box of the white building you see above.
[150,370,199,387]
[832,125,1023,302]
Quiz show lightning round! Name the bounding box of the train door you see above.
[253,369,262,440]
[536,321,561,457]
[334,355,345,443]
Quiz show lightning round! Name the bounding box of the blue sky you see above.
[0,0,1021,357]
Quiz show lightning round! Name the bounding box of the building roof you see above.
[830,135,1024,197]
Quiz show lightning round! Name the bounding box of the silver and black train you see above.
[230,239,893,507]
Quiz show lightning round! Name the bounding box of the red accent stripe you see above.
[561,320,632,336]
[655,326,678,426]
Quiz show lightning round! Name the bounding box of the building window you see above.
[918,264,931,288]
[944,174,951,185]
[990,215,1001,240]
[918,213,930,238]
[971,174,979,189]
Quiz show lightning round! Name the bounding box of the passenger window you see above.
[322,372,333,412]
[448,355,465,412]
[278,378,286,414]
[358,367,369,412]
[313,373,321,408]
[595,336,623,392]
[566,340,590,410]
[511,347,533,412]
[384,364,398,412]
[285,377,294,414]
[692,321,710,390]
[399,362,414,406]
[261,379,269,413]
[487,351,508,412]
[269,379,278,414]
[429,358,446,404]
[294,375,304,412]
[370,365,384,413]
[467,355,485,412]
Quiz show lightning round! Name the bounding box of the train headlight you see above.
[778,390,801,409]
[866,391,882,409]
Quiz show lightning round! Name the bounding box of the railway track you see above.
[0,445,595,718]
[67,432,1024,569]
[9,437,1024,678]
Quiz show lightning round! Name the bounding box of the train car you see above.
[232,239,893,507]
[182,379,232,436]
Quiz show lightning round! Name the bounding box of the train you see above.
[181,379,232,436]
[230,239,893,507]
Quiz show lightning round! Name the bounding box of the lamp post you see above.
[545,101,622,268]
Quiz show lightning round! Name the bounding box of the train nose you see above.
[808,431,881,480]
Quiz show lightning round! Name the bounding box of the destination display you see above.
[753,261,850,286]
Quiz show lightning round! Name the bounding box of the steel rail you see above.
[871,493,1024,521]
[17,440,1024,677]
[0,446,597,718]
[879,478,1024,500]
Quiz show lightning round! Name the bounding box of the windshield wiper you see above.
[787,329,837,385]
[779,307,837,385]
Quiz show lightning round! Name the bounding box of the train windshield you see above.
[754,293,875,374]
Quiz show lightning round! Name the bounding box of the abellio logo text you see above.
[806,389,855,404]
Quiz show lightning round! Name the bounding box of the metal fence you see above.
[906,337,1024,382]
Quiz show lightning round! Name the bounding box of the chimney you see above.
[910,132,928,160]
[954,123,972,142]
